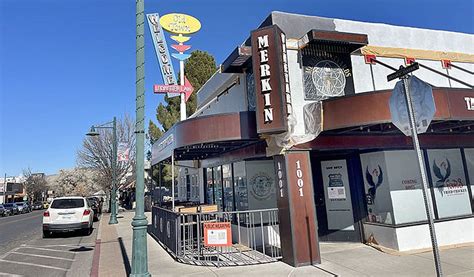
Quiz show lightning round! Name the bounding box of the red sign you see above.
[153,77,194,102]
[203,222,232,247]
[171,44,191,53]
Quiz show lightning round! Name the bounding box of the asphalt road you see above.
[0,210,99,277]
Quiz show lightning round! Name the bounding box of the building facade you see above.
[152,12,474,266]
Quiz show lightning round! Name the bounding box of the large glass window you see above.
[222,164,234,211]
[205,168,214,204]
[233,162,248,211]
[464,148,474,212]
[360,151,394,225]
[427,149,471,218]
[213,166,223,210]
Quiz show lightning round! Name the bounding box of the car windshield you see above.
[50,199,84,209]
[4,203,13,207]
[16,203,24,206]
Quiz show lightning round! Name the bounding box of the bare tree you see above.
[77,115,136,191]
[22,167,48,202]
[52,168,100,196]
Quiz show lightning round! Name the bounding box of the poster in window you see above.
[360,152,393,224]
[427,149,471,218]
[321,160,354,231]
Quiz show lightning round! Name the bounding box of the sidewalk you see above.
[95,211,474,276]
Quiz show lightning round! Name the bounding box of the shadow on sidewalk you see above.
[118,237,131,275]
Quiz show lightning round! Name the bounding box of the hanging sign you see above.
[159,13,201,35]
[117,142,130,162]
[203,222,232,247]
[146,13,179,98]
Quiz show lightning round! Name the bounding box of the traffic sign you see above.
[389,75,436,136]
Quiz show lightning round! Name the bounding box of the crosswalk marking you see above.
[0,259,68,271]
[20,246,73,253]
[11,251,75,261]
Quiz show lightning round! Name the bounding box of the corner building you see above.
[151,12,474,267]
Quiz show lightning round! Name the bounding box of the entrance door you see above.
[313,155,363,242]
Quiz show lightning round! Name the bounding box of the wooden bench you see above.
[198,204,218,213]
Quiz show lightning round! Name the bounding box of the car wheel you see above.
[43,231,51,238]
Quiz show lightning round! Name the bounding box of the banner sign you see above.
[117,142,130,162]
[203,222,232,247]
[251,25,290,134]
[146,13,179,98]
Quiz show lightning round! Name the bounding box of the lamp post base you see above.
[108,216,118,225]
[130,215,149,276]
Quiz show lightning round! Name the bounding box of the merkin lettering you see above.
[258,35,273,123]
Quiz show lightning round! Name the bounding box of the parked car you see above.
[32,202,43,210]
[86,197,101,221]
[42,196,94,238]
[16,202,31,213]
[0,204,11,217]
[3,203,20,215]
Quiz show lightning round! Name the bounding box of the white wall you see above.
[193,73,248,118]
[363,217,474,251]
[333,19,474,92]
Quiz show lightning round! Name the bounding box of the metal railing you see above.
[150,206,281,266]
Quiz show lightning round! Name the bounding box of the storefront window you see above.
[360,151,394,225]
[205,168,214,204]
[245,160,277,210]
[427,149,471,219]
[222,164,234,211]
[464,148,474,213]
[233,162,248,211]
[213,166,223,210]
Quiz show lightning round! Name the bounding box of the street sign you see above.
[153,77,194,102]
[389,76,436,136]
[387,62,419,81]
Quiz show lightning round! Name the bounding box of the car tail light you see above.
[83,210,91,216]
[43,211,50,217]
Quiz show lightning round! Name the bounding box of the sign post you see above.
[159,13,201,121]
[388,69,443,277]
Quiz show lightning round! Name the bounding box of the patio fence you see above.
[149,206,281,266]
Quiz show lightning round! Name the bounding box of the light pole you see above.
[86,117,118,225]
[130,0,150,275]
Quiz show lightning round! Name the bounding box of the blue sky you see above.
[1,0,473,176]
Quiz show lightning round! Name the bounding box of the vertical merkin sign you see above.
[146,13,179,97]
[251,25,289,134]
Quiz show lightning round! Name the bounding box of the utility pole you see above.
[130,0,150,275]
[3,173,6,204]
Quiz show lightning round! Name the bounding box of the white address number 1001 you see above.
[296,160,304,197]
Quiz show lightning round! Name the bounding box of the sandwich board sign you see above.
[389,75,436,136]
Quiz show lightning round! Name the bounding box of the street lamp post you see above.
[86,117,118,225]
[130,0,150,276]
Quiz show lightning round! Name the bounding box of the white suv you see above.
[42,196,94,238]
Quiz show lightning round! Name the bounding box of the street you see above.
[0,210,98,277]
